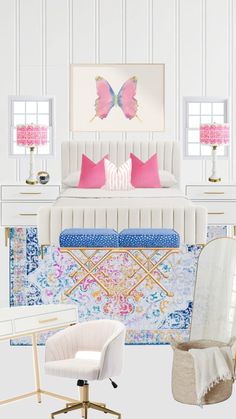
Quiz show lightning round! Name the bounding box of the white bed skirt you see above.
[38,205,207,245]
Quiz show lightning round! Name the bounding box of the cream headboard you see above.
[61,140,181,188]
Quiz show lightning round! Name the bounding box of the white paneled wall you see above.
[0,0,234,184]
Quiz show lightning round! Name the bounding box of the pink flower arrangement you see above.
[16,124,48,147]
[200,123,230,145]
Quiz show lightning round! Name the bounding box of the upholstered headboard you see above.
[61,140,181,188]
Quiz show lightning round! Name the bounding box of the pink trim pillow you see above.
[130,153,161,188]
[78,154,108,188]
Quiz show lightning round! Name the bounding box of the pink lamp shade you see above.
[16,124,48,147]
[200,123,230,146]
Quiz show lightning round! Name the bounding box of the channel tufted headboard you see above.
[61,140,181,188]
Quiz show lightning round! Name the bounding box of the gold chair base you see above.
[51,383,121,419]
[51,401,121,419]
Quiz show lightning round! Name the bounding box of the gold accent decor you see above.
[38,317,58,324]
[60,247,179,299]
[204,191,225,195]
[208,177,221,183]
[0,328,78,406]
[19,213,37,216]
[5,227,10,247]
[20,192,42,195]
[234,226,236,237]
[51,382,121,419]
[208,212,224,215]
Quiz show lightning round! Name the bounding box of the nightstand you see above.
[1,184,60,227]
[186,184,236,228]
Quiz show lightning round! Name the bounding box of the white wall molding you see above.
[174,0,180,142]
[0,0,235,183]
[201,0,206,181]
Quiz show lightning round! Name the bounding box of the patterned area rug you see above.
[9,226,227,345]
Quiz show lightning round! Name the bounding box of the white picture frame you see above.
[70,64,165,132]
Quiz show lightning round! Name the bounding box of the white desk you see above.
[0,304,78,406]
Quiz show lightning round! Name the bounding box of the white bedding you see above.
[55,187,191,208]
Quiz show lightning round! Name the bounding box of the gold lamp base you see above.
[26,179,38,185]
[51,382,121,419]
[208,177,221,183]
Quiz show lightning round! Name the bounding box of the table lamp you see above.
[200,123,230,182]
[16,124,48,184]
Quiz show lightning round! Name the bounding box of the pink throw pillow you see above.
[78,154,108,188]
[130,153,161,188]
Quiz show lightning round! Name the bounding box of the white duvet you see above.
[55,187,192,208]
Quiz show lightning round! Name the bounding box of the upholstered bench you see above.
[59,227,180,299]
[60,228,180,248]
[118,228,180,248]
[59,228,119,248]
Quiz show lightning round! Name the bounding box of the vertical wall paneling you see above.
[179,0,204,183]
[72,0,96,142]
[126,0,149,143]
[98,0,124,144]
[122,0,127,64]
[228,0,233,182]
[19,0,43,182]
[201,0,206,181]
[15,0,20,181]
[68,0,73,142]
[121,0,127,144]
[46,0,69,182]
[153,0,176,141]
[175,0,180,143]
[95,0,100,143]
[72,0,95,63]
[0,0,235,184]
[205,0,229,183]
[232,0,236,182]
[148,0,153,143]
[42,0,47,171]
[99,0,123,63]
[126,0,149,63]
[0,0,16,183]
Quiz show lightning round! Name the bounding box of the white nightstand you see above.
[1,184,60,227]
[186,184,236,228]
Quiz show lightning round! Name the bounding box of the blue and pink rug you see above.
[9,226,227,345]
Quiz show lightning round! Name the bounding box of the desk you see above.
[0,304,78,406]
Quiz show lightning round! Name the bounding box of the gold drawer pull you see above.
[20,192,42,195]
[19,213,37,216]
[38,317,58,324]
[208,212,225,215]
[204,192,225,195]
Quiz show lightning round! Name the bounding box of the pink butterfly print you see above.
[91,76,140,121]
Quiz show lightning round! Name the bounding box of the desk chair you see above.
[45,319,126,418]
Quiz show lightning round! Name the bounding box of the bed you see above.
[38,140,207,245]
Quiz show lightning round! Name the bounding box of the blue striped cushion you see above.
[60,228,119,248]
[118,228,180,248]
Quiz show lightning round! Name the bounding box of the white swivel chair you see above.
[45,319,126,419]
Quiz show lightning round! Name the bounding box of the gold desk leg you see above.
[5,227,10,247]
[80,387,85,418]
[0,391,37,405]
[32,333,41,403]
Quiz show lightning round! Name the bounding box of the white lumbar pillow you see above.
[159,170,177,188]
[63,171,80,187]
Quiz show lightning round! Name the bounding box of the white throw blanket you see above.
[189,346,234,405]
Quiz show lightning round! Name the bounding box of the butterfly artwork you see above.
[91,76,141,121]
[71,64,165,132]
